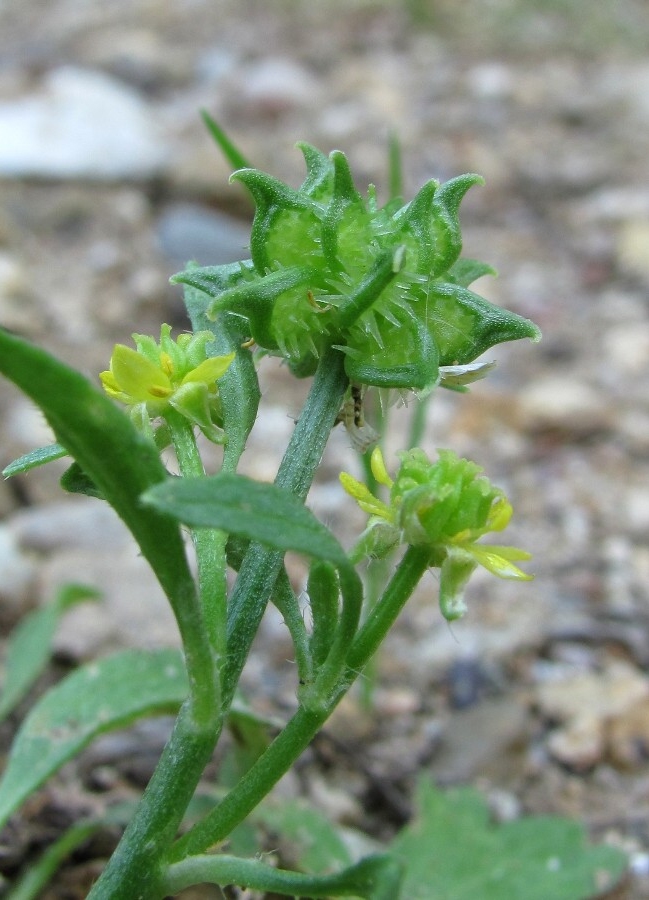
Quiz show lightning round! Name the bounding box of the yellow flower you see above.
[100,325,234,443]
[341,446,532,620]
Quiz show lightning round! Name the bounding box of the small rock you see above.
[465,62,514,99]
[45,546,180,660]
[546,714,604,770]
[0,66,167,180]
[155,203,251,267]
[518,377,613,436]
[537,662,649,769]
[429,696,529,784]
[624,487,649,537]
[616,219,649,281]
[232,57,320,116]
[607,696,649,769]
[0,252,38,334]
[0,524,37,615]
[9,498,132,554]
[537,662,649,723]
[604,322,649,375]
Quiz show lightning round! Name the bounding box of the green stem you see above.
[272,569,313,685]
[93,348,347,896]
[166,410,227,663]
[87,701,220,900]
[347,545,431,672]
[171,545,430,861]
[407,394,430,449]
[222,346,348,708]
[162,853,401,899]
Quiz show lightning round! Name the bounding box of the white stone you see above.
[0,67,168,180]
[0,524,37,611]
[518,377,612,434]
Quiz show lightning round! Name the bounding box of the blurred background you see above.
[1,0,649,896]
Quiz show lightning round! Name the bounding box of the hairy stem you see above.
[171,545,430,861]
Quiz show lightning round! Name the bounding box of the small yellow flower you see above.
[100,325,234,443]
[341,446,533,620]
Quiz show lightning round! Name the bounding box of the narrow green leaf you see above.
[0,584,100,722]
[143,473,348,568]
[0,648,188,830]
[201,109,252,171]
[2,443,68,478]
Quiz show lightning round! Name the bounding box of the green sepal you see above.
[297,142,334,199]
[321,150,365,264]
[344,307,439,390]
[429,173,484,274]
[207,264,316,351]
[230,168,310,273]
[427,281,541,365]
[446,258,497,288]
[439,548,477,621]
[182,264,261,470]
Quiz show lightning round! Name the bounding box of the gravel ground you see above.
[1,1,649,897]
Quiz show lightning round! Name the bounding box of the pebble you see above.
[46,546,179,660]
[0,252,37,334]
[0,524,37,614]
[518,376,613,436]
[0,67,168,180]
[537,662,649,769]
[9,497,132,554]
[603,322,649,375]
[155,202,251,267]
[230,57,320,117]
[616,219,649,281]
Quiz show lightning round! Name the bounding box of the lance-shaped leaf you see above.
[0,584,100,722]
[0,648,188,830]
[142,473,349,569]
[2,443,68,478]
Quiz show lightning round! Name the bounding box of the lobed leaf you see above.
[390,777,627,899]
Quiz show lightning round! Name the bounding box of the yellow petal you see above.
[370,446,394,488]
[181,353,235,386]
[110,345,171,401]
[464,543,533,580]
[339,472,393,519]
[486,496,513,532]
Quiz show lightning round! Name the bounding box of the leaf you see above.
[6,803,138,900]
[2,443,68,478]
[60,461,103,499]
[142,473,349,568]
[0,648,188,829]
[201,109,252,170]
[390,778,627,899]
[0,584,100,722]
